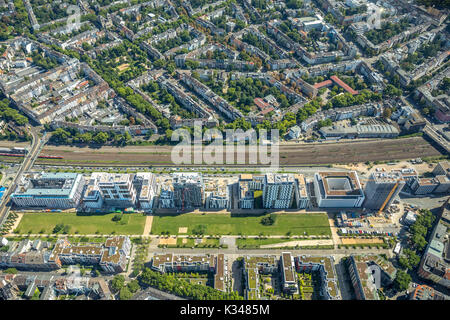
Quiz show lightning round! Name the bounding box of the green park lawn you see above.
[16,212,146,235]
[151,212,331,236]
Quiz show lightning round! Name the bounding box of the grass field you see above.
[236,238,334,249]
[16,212,146,235]
[159,237,223,248]
[236,238,291,248]
[151,212,331,236]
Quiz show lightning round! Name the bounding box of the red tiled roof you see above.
[313,80,333,89]
[254,98,270,110]
[331,75,359,95]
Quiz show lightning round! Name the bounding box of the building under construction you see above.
[363,172,405,211]
[172,172,204,209]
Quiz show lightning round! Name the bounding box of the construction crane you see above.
[377,182,399,216]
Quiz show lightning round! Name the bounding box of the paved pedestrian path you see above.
[260,239,334,248]
[142,215,153,236]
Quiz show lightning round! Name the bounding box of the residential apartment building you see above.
[82,175,104,209]
[346,255,397,300]
[151,253,227,291]
[243,255,278,300]
[238,174,264,209]
[409,284,449,300]
[99,236,132,273]
[205,179,230,210]
[133,172,158,210]
[417,200,450,289]
[281,252,298,294]
[294,174,310,209]
[296,255,340,300]
[91,173,137,208]
[262,174,297,209]
[49,236,131,273]
[0,251,61,271]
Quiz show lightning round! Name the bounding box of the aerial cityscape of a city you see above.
[0,0,448,311]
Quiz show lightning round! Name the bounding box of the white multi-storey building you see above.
[91,173,137,208]
[294,174,310,209]
[159,184,175,209]
[313,171,365,208]
[82,175,103,209]
[262,174,297,209]
[133,172,158,209]
[11,172,85,209]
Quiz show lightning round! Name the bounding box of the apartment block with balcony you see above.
[262,174,297,209]
[91,173,137,208]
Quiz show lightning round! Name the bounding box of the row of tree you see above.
[394,209,436,292]
[50,127,132,146]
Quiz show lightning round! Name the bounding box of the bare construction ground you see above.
[341,238,384,245]
[35,137,442,166]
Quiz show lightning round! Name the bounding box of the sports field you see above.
[16,212,146,235]
[151,212,331,236]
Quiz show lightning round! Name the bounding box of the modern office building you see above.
[313,171,365,208]
[363,172,406,210]
[391,168,418,186]
[172,172,204,209]
[262,174,297,209]
[434,175,450,194]
[410,177,439,195]
[11,172,85,209]
[432,161,450,177]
